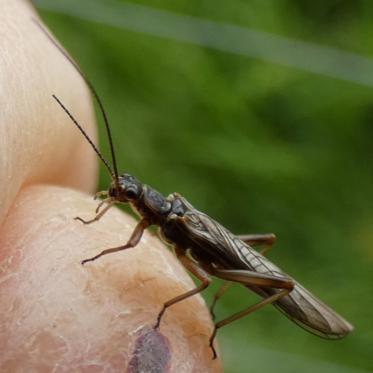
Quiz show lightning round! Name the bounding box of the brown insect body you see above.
[111,174,352,340]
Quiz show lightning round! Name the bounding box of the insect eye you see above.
[125,189,137,199]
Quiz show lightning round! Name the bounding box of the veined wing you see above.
[179,199,353,338]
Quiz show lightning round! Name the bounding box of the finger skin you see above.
[0,0,97,224]
[0,185,221,372]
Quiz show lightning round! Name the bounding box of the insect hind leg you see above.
[210,234,277,318]
[209,288,291,359]
[208,267,293,359]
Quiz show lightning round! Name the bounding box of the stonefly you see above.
[35,19,353,360]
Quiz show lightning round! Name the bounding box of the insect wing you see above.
[178,198,353,338]
[181,201,284,274]
[271,280,353,339]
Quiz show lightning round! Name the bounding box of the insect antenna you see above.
[52,95,115,178]
[33,19,120,184]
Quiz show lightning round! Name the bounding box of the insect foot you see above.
[153,305,167,330]
[74,216,94,224]
[209,327,218,360]
[81,257,95,266]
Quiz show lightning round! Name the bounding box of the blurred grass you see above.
[36,1,373,372]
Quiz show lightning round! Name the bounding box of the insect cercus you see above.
[35,19,353,360]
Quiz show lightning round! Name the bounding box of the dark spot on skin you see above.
[127,328,171,373]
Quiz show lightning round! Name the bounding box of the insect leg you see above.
[154,247,211,329]
[210,234,277,316]
[209,282,232,320]
[210,288,291,359]
[237,233,276,256]
[81,219,150,265]
[212,268,293,289]
[94,190,108,200]
[75,200,115,225]
[94,198,114,214]
[208,267,294,359]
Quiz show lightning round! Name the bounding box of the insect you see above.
[36,20,353,360]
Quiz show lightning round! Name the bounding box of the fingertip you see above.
[0,185,222,371]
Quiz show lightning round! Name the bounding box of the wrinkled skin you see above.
[0,1,221,371]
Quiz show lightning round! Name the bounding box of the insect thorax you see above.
[131,185,173,224]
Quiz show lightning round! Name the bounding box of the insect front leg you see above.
[81,218,150,265]
[208,268,294,360]
[154,246,211,329]
[237,233,276,256]
[94,190,108,200]
[75,199,115,225]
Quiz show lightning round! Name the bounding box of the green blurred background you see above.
[36,1,373,372]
